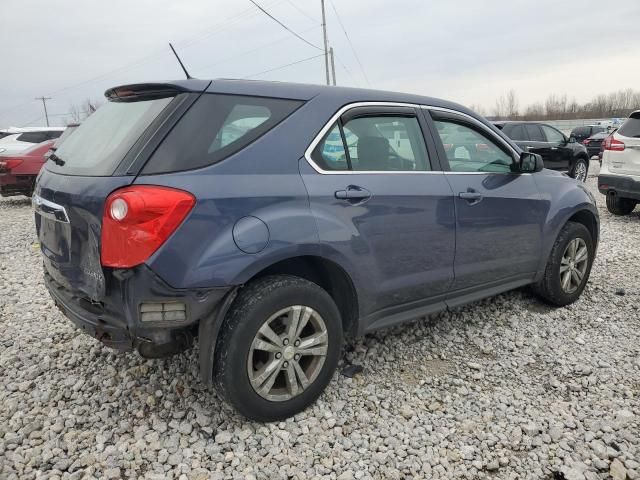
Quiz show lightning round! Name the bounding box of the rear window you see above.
[618,114,640,138]
[53,125,78,148]
[17,132,50,143]
[572,126,590,136]
[142,94,302,174]
[50,96,174,176]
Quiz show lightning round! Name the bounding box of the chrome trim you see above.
[32,194,70,223]
[303,102,521,175]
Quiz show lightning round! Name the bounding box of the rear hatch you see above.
[34,82,208,301]
[609,113,640,176]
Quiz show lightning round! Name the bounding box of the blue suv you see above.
[34,79,599,421]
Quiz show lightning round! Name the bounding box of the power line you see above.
[330,1,370,86]
[243,53,324,78]
[284,0,318,22]
[0,1,285,119]
[199,25,320,75]
[247,0,322,51]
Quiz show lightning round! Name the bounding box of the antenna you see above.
[169,43,193,79]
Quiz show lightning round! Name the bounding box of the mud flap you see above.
[198,289,237,385]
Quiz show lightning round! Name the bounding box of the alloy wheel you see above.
[574,162,587,182]
[559,238,589,293]
[247,305,329,402]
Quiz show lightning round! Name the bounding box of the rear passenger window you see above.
[509,124,527,140]
[541,125,565,143]
[310,114,430,172]
[144,94,302,174]
[433,120,514,173]
[525,124,545,142]
[343,116,429,171]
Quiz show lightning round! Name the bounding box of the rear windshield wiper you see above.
[47,151,65,166]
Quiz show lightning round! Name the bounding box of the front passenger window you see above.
[433,120,514,173]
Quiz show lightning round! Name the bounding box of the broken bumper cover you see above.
[44,264,230,355]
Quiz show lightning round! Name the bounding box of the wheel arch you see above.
[198,254,361,385]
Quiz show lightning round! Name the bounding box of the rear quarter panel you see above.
[137,98,359,290]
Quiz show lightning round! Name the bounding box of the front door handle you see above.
[459,191,483,205]
[335,186,371,201]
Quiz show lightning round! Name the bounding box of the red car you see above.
[0,140,54,197]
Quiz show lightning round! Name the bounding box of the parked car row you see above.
[0,126,65,155]
[32,79,599,420]
[0,124,77,197]
[493,121,590,181]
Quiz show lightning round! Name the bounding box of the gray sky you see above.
[1,0,639,127]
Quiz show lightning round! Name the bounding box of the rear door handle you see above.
[335,186,371,201]
[459,191,483,205]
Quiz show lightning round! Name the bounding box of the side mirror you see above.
[519,152,543,173]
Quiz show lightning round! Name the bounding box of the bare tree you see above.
[468,103,487,117]
[505,90,519,119]
[66,98,101,125]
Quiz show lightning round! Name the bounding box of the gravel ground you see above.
[1,165,638,480]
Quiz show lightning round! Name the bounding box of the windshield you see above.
[51,96,173,175]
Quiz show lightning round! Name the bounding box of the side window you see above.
[509,124,527,141]
[524,124,545,142]
[17,132,48,143]
[541,125,565,143]
[211,104,270,151]
[342,116,429,171]
[144,94,302,174]
[433,120,514,173]
[310,123,348,171]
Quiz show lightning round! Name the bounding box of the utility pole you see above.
[320,0,330,85]
[35,96,51,126]
[329,47,337,86]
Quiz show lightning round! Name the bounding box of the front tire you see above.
[606,193,636,216]
[570,158,588,182]
[213,275,343,422]
[533,221,594,306]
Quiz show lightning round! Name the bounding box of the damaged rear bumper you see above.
[44,264,230,357]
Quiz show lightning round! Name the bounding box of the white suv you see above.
[0,127,65,155]
[598,111,640,215]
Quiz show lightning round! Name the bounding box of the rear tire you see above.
[570,158,588,182]
[213,275,343,422]
[533,221,594,307]
[606,193,636,216]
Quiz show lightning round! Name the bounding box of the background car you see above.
[0,139,54,197]
[583,130,611,159]
[494,121,591,181]
[0,127,65,155]
[570,125,606,143]
[598,110,640,215]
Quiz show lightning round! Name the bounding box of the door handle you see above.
[459,191,483,205]
[335,186,371,201]
[551,147,558,150]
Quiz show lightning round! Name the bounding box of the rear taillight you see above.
[0,159,23,172]
[604,136,625,151]
[101,185,195,268]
